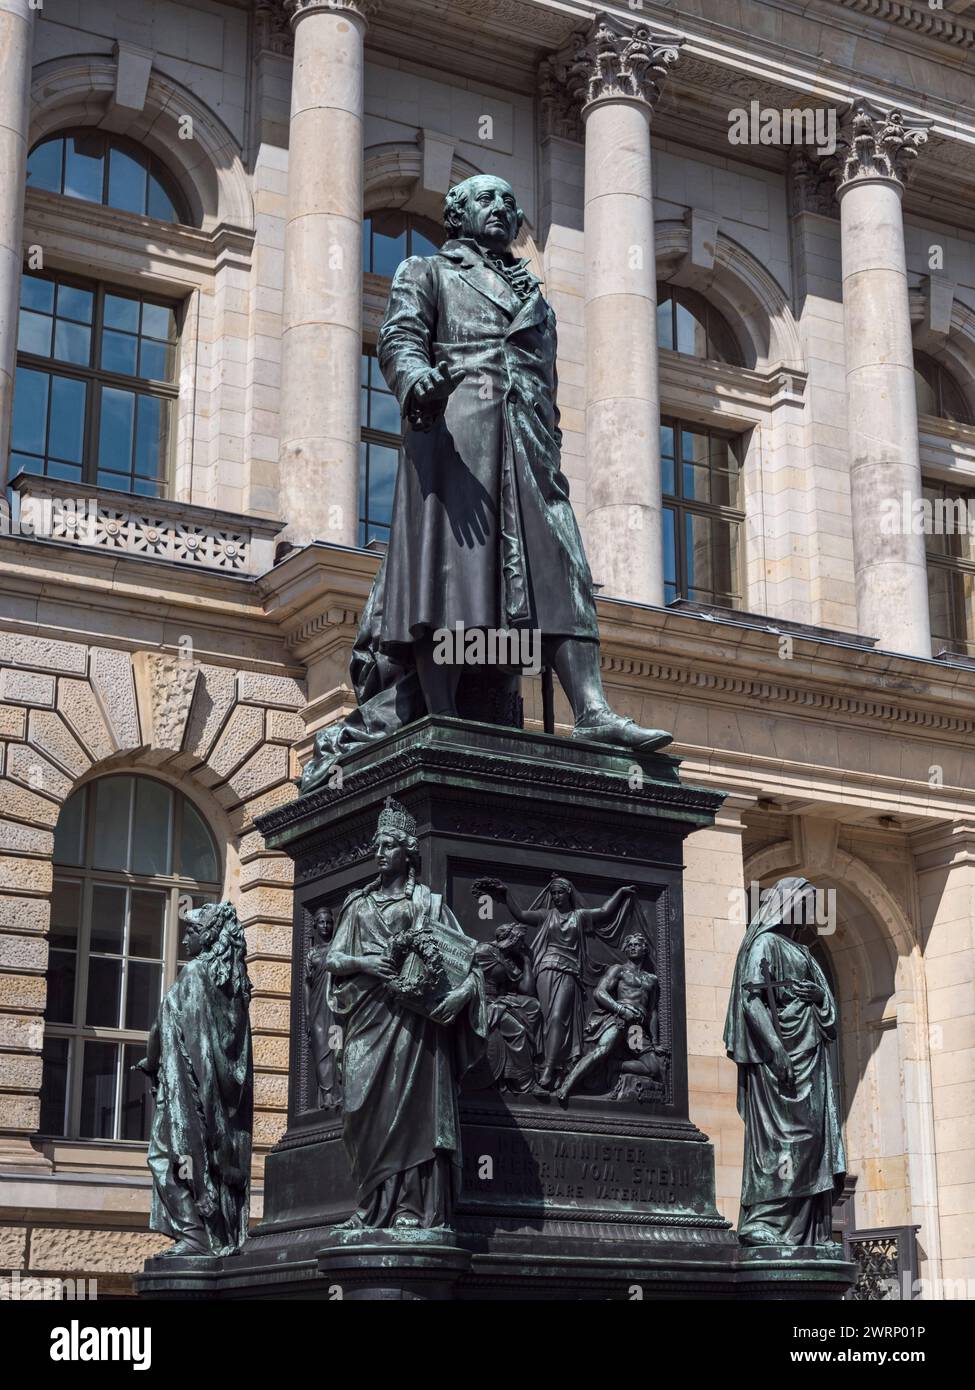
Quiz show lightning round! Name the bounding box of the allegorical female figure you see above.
[723,876,846,1247]
[478,876,636,1090]
[475,923,543,1094]
[304,905,341,1109]
[326,799,486,1231]
[137,902,253,1257]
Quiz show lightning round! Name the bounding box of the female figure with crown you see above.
[325,797,486,1232]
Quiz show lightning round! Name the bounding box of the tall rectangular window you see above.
[10,270,179,498]
[661,418,744,608]
[359,348,401,547]
[923,477,975,657]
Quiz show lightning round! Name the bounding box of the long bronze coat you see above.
[376,238,599,644]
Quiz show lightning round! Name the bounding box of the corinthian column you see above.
[278,0,377,552]
[544,16,682,605]
[0,0,35,481]
[827,99,932,656]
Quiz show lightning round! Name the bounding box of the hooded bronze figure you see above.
[136,901,253,1258]
[724,877,846,1247]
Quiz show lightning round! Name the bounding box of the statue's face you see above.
[313,908,333,941]
[181,919,205,958]
[375,833,408,876]
[550,884,570,910]
[624,937,646,962]
[458,176,521,252]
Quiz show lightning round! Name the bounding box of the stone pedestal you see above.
[136,719,852,1300]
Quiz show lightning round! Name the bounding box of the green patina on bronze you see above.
[136,902,253,1258]
[724,876,846,1248]
[302,174,670,793]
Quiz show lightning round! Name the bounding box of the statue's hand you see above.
[362,955,397,984]
[472,875,507,901]
[429,985,469,1025]
[411,359,467,407]
[792,980,824,1005]
[769,1046,795,1088]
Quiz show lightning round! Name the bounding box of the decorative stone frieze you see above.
[11,476,283,577]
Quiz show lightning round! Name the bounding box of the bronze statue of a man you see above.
[724,877,846,1247]
[302,174,670,791]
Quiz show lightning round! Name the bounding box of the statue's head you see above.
[495,922,525,949]
[372,797,421,881]
[180,901,251,1000]
[444,174,524,253]
[548,876,575,912]
[311,905,334,943]
[761,876,819,943]
[623,932,651,963]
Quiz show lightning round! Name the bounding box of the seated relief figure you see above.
[474,923,544,1095]
[301,173,670,795]
[556,932,668,1105]
[136,902,253,1258]
[325,798,486,1233]
[304,905,342,1110]
[475,875,639,1092]
[723,876,846,1248]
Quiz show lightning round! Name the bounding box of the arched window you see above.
[914,353,972,425]
[360,211,445,546]
[656,285,743,366]
[26,130,190,225]
[39,776,221,1142]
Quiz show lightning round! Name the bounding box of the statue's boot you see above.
[550,637,672,752]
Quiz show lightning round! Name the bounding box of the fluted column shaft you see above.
[279,0,374,550]
[831,100,932,656]
[0,0,35,482]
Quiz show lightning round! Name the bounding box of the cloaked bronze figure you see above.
[136,902,253,1257]
[325,799,486,1232]
[724,877,846,1247]
[302,174,670,793]
[305,906,341,1109]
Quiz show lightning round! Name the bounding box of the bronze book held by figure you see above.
[385,910,478,1018]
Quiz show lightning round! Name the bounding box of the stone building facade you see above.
[0,0,973,1296]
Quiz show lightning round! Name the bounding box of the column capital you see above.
[541,12,683,124]
[825,98,931,195]
[285,0,380,31]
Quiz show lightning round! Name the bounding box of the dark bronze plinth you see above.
[136,719,852,1300]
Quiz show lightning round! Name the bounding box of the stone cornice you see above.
[823,98,932,193]
[831,0,975,51]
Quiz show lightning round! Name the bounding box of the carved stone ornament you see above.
[824,98,931,192]
[789,150,838,219]
[542,13,683,123]
[285,0,381,27]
